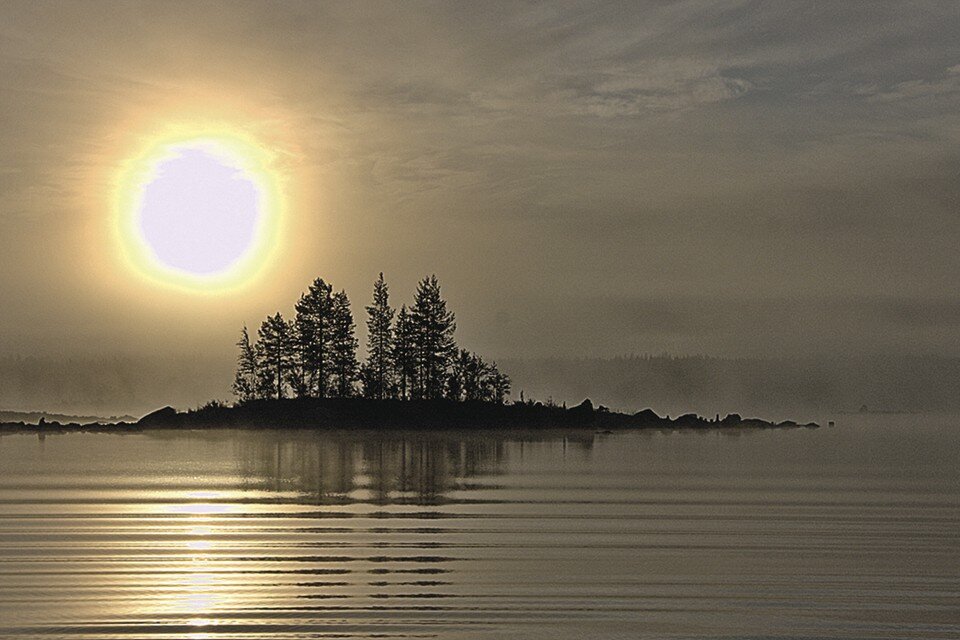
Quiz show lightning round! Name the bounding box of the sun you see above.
[114,127,284,293]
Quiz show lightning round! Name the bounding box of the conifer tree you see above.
[329,289,359,397]
[256,313,295,400]
[447,349,492,401]
[489,365,512,404]
[410,275,457,399]
[232,325,258,402]
[445,360,464,401]
[294,278,333,397]
[466,350,490,401]
[229,272,508,406]
[392,305,416,400]
[286,320,310,398]
[364,272,395,399]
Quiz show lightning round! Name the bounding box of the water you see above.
[0,416,958,638]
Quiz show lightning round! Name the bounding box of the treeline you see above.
[501,354,960,419]
[233,274,511,403]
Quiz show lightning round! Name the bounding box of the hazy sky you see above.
[2,1,960,362]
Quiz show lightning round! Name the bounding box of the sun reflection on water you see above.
[169,502,238,516]
[150,493,247,628]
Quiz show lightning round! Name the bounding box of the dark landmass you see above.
[0,398,818,434]
[0,409,135,425]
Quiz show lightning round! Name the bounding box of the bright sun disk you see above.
[115,129,283,293]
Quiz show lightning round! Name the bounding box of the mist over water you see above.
[3,353,960,421]
[1,416,957,638]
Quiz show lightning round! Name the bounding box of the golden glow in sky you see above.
[115,128,284,294]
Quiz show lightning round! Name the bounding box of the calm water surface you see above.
[0,416,958,638]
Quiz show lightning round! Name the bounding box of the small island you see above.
[1,273,819,433]
[0,398,816,433]
[134,397,817,430]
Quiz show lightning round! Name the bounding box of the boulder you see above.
[632,408,661,425]
[137,406,179,427]
[672,413,703,427]
[570,398,594,414]
[720,413,742,426]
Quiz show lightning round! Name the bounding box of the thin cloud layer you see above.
[0,1,959,359]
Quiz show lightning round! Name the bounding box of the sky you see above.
[2,1,960,365]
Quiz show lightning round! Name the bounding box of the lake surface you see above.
[1,416,958,638]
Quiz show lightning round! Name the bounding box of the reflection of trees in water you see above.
[234,433,507,504]
[233,431,595,505]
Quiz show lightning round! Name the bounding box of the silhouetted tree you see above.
[232,325,259,402]
[467,351,491,401]
[294,278,333,397]
[447,349,498,401]
[286,320,310,398]
[329,289,358,397]
[257,313,295,400]
[363,272,394,399]
[392,304,416,400]
[231,272,509,406]
[410,275,457,399]
[488,363,511,404]
[446,363,463,401]
[446,349,469,401]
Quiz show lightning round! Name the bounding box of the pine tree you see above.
[410,275,457,399]
[445,355,464,401]
[447,349,492,401]
[358,362,375,399]
[392,305,416,400]
[232,325,259,402]
[286,320,310,398]
[329,289,359,397]
[466,350,491,401]
[364,272,395,399]
[294,278,333,397]
[228,271,508,407]
[256,312,295,400]
[489,365,511,404]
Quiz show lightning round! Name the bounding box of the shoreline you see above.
[0,398,819,434]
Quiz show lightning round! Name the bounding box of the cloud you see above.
[1,1,960,362]
[560,69,753,117]
[862,75,960,103]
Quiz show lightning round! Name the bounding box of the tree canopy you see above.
[234,274,510,405]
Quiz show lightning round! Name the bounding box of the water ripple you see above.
[1,419,958,638]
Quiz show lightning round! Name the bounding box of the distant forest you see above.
[2,349,960,420]
[233,274,511,404]
[503,354,960,420]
